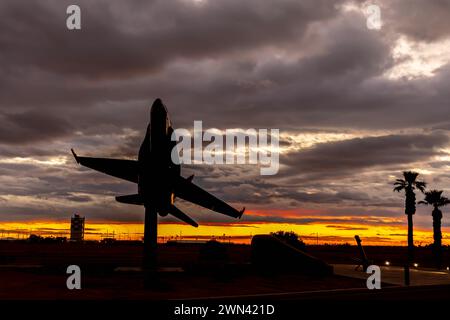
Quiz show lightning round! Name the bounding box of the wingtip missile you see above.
[239,207,245,219]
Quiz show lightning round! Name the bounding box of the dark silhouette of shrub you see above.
[271,231,306,251]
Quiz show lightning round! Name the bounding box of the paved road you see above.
[333,264,450,286]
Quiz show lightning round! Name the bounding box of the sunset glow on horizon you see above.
[2,218,447,246]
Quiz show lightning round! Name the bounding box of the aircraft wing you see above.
[174,176,244,219]
[71,149,139,183]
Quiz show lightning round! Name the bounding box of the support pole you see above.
[404,265,410,286]
[143,206,158,286]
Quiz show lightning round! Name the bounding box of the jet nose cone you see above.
[151,98,167,115]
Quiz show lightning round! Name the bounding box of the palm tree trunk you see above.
[405,189,415,265]
[407,213,414,263]
[432,208,442,268]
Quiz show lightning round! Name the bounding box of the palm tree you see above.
[393,171,427,265]
[419,190,450,268]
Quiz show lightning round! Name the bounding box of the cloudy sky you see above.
[1,0,450,244]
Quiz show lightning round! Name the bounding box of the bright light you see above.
[413,263,419,268]
[385,36,450,79]
[447,267,449,271]
[385,261,390,266]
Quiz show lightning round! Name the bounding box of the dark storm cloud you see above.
[0,145,61,158]
[384,0,450,41]
[1,1,449,139]
[131,10,450,131]
[171,167,404,213]
[282,133,449,179]
[237,214,403,226]
[0,110,73,144]
[0,0,340,78]
[196,179,372,205]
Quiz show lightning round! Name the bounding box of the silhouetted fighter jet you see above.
[71,99,244,269]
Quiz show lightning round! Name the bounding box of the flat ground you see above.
[0,241,449,300]
[333,264,450,286]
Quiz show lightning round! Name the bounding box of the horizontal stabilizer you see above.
[170,205,198,227]
[116,194,143,205]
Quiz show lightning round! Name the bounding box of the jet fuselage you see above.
[138,99,179,215]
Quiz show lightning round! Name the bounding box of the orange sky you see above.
[1,219,448,246]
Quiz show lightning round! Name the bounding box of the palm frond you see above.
[421,190,449,207]
[415,181,427,193]
[393,178,406,191]
[438,196,450,207]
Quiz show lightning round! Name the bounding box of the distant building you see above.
[70,214,85,241]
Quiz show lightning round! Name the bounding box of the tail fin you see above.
[116,194,144,205]
[170,205,198,227]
